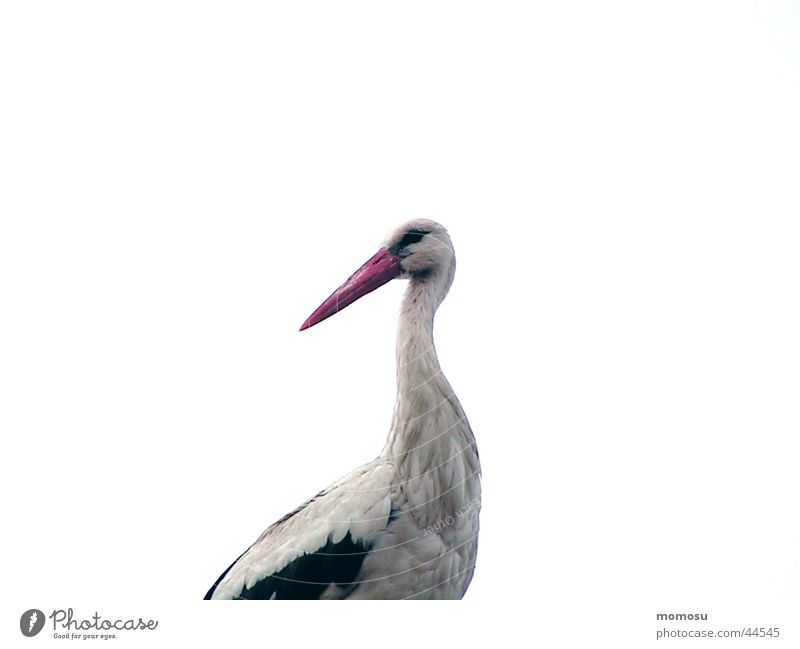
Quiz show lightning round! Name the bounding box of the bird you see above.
[204,219,481,599]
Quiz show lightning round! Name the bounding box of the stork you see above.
[204,220,481,599]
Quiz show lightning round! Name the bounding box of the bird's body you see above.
[205,220,480,600]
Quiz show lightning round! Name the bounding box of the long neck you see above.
[381,275,480,528]
[383,276,452,456]
[394,278,443,408]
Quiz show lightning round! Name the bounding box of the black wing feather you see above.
[238,532,371,599]
[204,532,371,600]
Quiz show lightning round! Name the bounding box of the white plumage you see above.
[205,219,480,600]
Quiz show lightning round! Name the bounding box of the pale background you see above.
[2,1,799,647]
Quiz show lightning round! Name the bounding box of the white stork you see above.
[204,220,481,599]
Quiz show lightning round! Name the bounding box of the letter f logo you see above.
[20,609,45,637]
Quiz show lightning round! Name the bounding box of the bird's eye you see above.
[395,229,429,250]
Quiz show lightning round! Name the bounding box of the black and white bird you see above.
[204,220,481,599]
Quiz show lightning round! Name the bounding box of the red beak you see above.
[300,248,403,331]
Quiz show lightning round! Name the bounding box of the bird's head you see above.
[300,219,455,331]
[384,219,454,279]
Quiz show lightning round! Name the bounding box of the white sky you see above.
[2,1,799,646]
